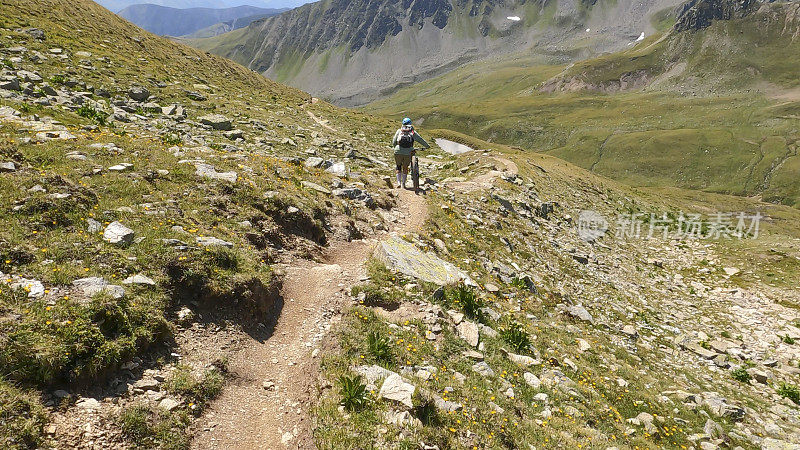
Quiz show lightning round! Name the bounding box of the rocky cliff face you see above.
[194,0,685,105]
[674,0,759,31]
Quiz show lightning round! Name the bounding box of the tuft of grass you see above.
[119,404,190,449]
[781,335,796,345]
[164,364,225,411]
[730,367,751,383]
[338,375,367,412]
[366,331,393,366]
[75,105,108,126]
[777,383,800,404]
[501,322,532,354]
[0,379,48,448]
[446,285,485,323]
[161,134,182,146]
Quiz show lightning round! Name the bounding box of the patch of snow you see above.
[435,138,474,155]
[636,32,645,42]
[586,28,591,32]
[507,16,521,21]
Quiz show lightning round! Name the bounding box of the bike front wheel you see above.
[411,155,420,190]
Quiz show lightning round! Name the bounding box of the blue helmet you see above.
[402,117,412,126]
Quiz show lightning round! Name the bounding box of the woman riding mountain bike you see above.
[392,117,430,190]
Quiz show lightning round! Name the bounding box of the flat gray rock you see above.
[196,236,234,248]
[199,114,232,131]
[379,373,415,408]
[103,221,134,245]
[73,277,125,299]
[122,274,156,286]
[375,236,471,286]
[456,320,480,348]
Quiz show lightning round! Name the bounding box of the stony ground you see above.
[1,2,800,450]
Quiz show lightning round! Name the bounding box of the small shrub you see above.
[165,365,225,410]
[338,375,367,412]
[366,331,393,366]
[447,285,484,322]
[50,74,66,85]
[731,367,751,383]
[1,59,12,70]
[720,331,731,339]
[119,404,190,449]
[161,134,182,146]
[781,335,796,345]
[76,105,108,126]
[699,341,711,350]
[777,383,800,404]
[510,277,527,290]
[501,322,532,354]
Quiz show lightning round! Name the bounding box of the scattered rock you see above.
[196,236,234,248]
[472,361,495,377]
[379,373,415,408]
[456,320,480,348]
[199,114,232,131]
[72,277,125,299]
[128,85,150,102]
[103,221,135,245]
[122,274,156,286]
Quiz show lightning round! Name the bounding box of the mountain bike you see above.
[411,151,420,191]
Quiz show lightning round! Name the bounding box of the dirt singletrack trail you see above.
[446,154,519,194]
[192,189,428,450]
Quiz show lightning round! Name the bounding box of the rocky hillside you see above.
[189,0,686,105]
[118,4,287,37]
[2,0,800,449]
[540,0,800,94]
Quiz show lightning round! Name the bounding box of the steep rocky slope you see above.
[189,0,686,105]
[118,4,286,37]
[2,0,800,449]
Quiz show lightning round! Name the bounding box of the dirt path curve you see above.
[192,189,427,450]
[446,154,519,194]
[305,110,336,132]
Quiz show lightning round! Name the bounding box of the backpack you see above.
[398,128,414,148]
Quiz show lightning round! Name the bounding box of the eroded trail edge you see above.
[192,189,428,450]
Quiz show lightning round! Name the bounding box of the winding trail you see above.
[445,154,519,194]
[192,189,427,450]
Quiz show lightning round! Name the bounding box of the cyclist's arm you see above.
[414,133,431,149]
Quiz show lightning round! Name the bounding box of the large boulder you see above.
[128,85,150,102]
[374,236,471,285]
[379,373,415,408]
[199,114,232,131]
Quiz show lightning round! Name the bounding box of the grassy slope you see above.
[0,0,391,447]
[3,0,800,448]
[366,2,800,207]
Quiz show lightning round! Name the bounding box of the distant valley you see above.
[117,4,288,37]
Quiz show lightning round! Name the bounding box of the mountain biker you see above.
[392,117,430,189]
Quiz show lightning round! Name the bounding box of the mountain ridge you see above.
[190,0,685,106]
[118,4,287,37]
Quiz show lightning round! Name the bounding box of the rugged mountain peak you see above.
[674,0,759,31]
